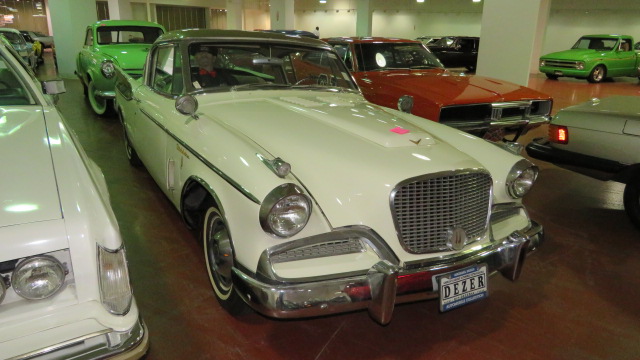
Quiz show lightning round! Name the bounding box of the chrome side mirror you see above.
[41,80,66,95]
[175,95,199,119]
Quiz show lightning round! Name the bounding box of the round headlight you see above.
[506,159,539,198]
[12,256,65,300]
[539,59,545,67]
[576,61,585,70]
[260,184,311,237]
[397,95,414,114]
[101,60,116,78]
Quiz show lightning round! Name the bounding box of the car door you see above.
[610,39,636,76]
[77,28,94,79]
[131,43,179,196]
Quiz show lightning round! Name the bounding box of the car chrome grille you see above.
[391,171,492,254]
[543,60,579,68]
[270,238,365,263]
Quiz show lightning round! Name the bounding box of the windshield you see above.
[97,26,163,45]
[1,32,25,45]
[572,37,618,51]
[432,37,456,47]
[0,50,34,105]
[358,42,444,71]
[187,42,358,92]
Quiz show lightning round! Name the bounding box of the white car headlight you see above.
[539,59,545,67]
[506,159,538,198]
[576,61,585,70]
[260,184,311,237]
[101,60,116,78]
[12,256,65,300]
[98,245,132,315]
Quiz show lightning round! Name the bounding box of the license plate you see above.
[435,264,488,312]
[554,70,563,76]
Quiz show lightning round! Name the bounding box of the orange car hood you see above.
[356,70,548,107]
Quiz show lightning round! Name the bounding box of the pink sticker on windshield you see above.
[390,127,410,134]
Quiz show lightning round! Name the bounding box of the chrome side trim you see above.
[95,90,116,99]
[139,108,260,204]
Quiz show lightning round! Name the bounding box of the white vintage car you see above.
[526,96,640,229]
[0,38,147,357]
[115,29,543,324]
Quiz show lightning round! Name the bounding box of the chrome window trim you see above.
[390,168,493,254]
[138,107,260,204]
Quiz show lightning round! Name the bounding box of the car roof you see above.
[323,37,420,44]
[0,28,21,34]
[582,34,631,39]
[156,28,330,49]
[91,20,165,29]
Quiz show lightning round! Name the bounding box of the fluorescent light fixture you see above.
[417,0,425,2]
[320,0,326,3]
[472,0,481,2]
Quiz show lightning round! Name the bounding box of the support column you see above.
[476,0,550,86]
[107,0,132,20]
[270,0,294,30]
[355,0,371,37]
[49,0,97,78]
[226,0,244,30]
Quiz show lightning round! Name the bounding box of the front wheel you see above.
[545,73,559,80]
[623,173,640,229]
[202,206,247,313]
[587,65,606,83]
[88,80,112,115]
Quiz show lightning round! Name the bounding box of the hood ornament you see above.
[447,227,468,251]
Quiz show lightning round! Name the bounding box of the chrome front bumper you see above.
[233,222,543,324]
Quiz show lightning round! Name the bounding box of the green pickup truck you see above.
[539,34,640,83]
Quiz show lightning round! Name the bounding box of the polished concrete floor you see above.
[39,55,640,359]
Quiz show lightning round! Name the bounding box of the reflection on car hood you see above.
[359,70,547,106]
[98,45,151,69]
[0,108,62,228]
[197,91,484,228]
[541,48,608,60]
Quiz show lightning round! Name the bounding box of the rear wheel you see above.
[623,172,640,229]
[202,206,247,313]
[587,65,606,83]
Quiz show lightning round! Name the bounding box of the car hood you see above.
[0,108,62,228]
[198,91,485,228]
[99,45,151,69]
[358,70,547,106]
[541,48,609,60]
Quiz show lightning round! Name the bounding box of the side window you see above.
[150,45,183,96]
[333,44,353,71]
[620,39,632,52]
[84,29,93,46]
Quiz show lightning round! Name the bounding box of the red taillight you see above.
[549,124,569,144]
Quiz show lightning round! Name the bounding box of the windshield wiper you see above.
[409,65,439,69]
[230,83,292,91]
